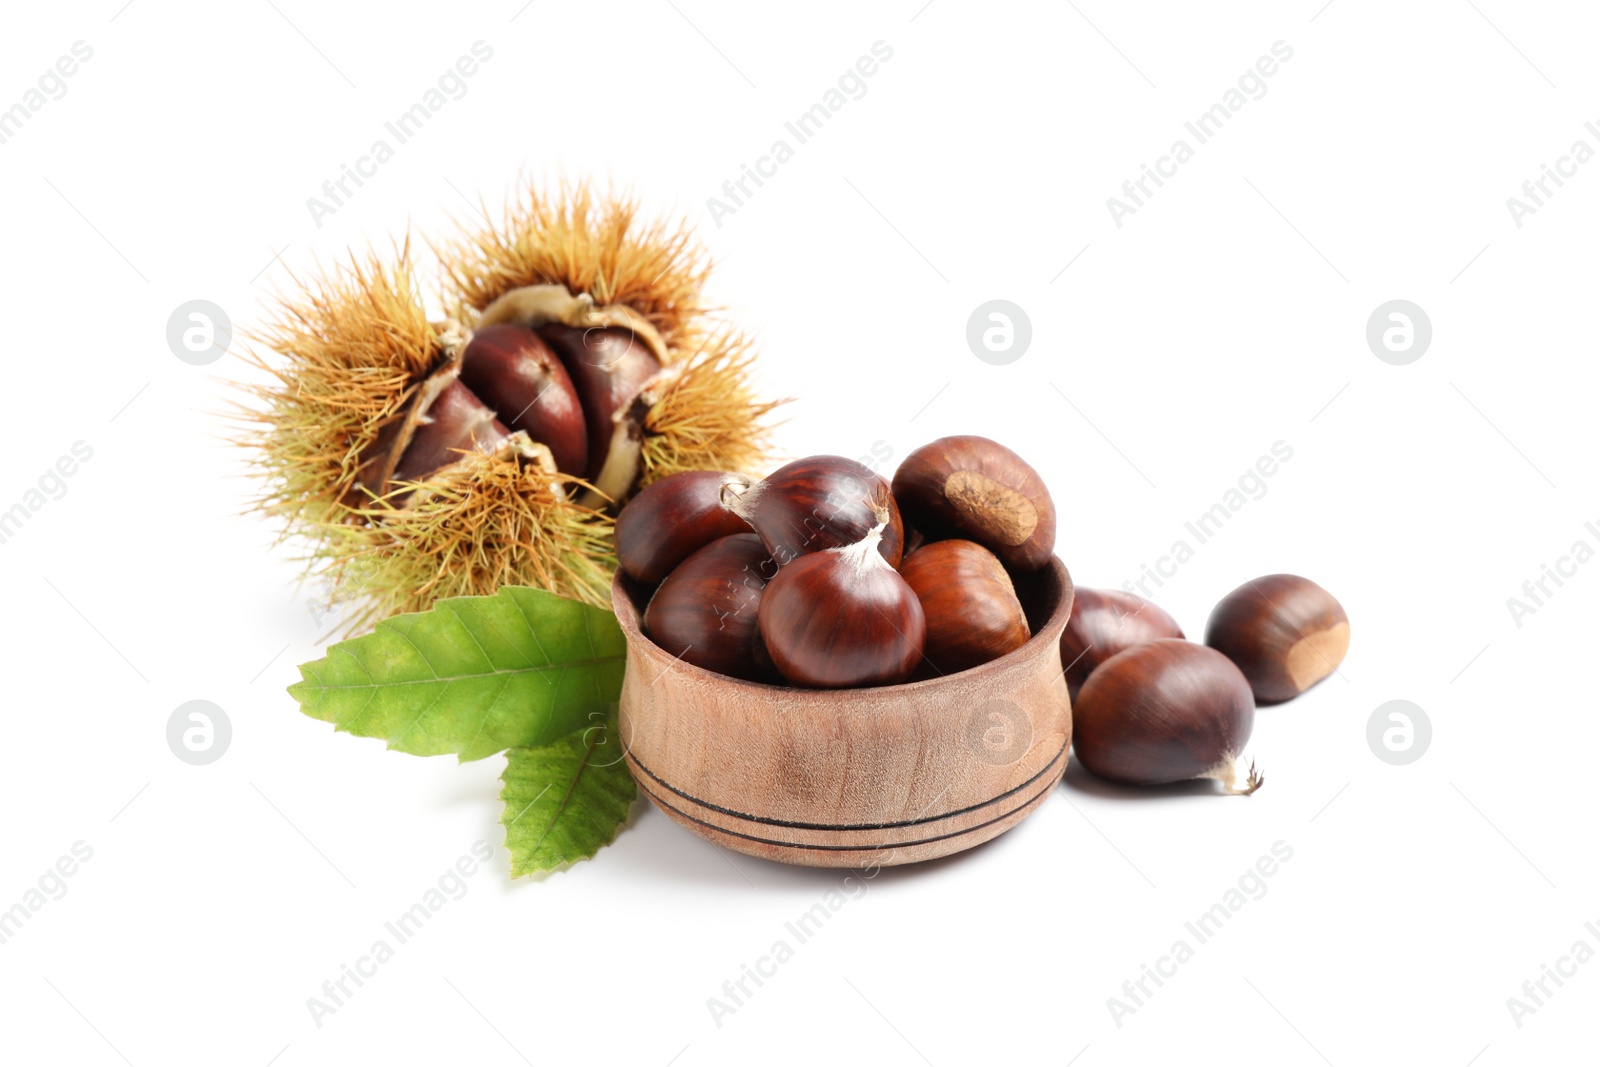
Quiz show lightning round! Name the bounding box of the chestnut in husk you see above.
[458,323,588,477]
[536,323,663,500]
[242,182,778,632]
[388,380,511,485]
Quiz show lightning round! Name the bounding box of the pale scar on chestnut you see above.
[1285,622,1351,692]
[943,470,1037,546]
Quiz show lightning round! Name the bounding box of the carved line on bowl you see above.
[624,735,1069,832]
[629,744,1067,853]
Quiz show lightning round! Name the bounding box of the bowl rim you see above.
[612,554,1074,696]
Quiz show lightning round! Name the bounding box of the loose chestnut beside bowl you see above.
[1059,587,1184,701]
[1205,574,1349,704]
[1073,639,1260,794]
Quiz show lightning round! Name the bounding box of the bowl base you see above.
[628,738,1068,868]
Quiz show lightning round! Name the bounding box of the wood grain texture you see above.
[614,558,1074,867]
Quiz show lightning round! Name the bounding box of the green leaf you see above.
[501,715,637,876]
[288,586,626,762]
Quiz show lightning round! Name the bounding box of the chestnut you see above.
[536,324,662,500]
[758,522,925,688]
[1205,574,1349,704]
[614,470,755,584]
[458,323,588,476]
[891,435,1056,572]
[1059,587,1185,701]
[643,533,775,682]
[723,455,905,567]
[390,380,511,484]
[1073,639,1262,794]
[899,540,1030,675]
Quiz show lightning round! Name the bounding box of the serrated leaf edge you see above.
[499,730,640,879]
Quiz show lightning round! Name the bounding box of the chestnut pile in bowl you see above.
[614,435,1057,688]
[1060,574,1349,794]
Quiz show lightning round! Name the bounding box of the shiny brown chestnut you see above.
[1205,574,1349,704]
[1073,639,1262,794]
[723,455,904,567]
[458,324,588,476]
[758,523,925,688]
[892,435,1056,572]
[643,534,775,682]
[537,324,662,499]
[389,380,511,484]
[615,470,756,584]
[899,540,1030,675]
[1060,587,1185,701]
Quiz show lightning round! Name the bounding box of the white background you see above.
[1,2,1595,1064]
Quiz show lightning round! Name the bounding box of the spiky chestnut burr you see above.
[240,182,779,632]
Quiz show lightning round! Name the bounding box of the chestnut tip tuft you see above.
[725,455,905,568]
[757,520,925,688]
[615,470,755,584]
[1072,639,1261,795]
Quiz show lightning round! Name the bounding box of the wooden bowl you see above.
[613,557,1074,868]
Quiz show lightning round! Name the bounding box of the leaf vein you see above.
[303,657,621,691]
[458,672,515,758]
[512,592,556,669]
[390,625,443,680]
[533,731,599,854]
[449,601,502,670]
[394,680,451,748]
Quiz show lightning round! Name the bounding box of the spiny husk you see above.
[325,443,618,633]
[240,185,778,635]
[640,327,783,482]
[437,178,710,352]
[436,177,779,486]
[239,245,437,538]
